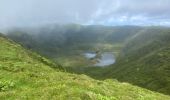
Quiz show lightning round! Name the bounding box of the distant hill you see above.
[1,32,170,99]
[6,25,142,66]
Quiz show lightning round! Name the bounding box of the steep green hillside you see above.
[107,27,170,95]
[1,34,170,99]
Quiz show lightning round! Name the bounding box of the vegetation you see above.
[1,31,170,99]
[3,25,170,99]
[107,27,170,95]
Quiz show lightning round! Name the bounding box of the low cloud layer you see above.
[0,0,170,29]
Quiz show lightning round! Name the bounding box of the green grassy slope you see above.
[107,27,170,95]
[1,34,170,99]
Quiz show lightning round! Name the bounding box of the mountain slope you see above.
[107,27,170,95]
[1,34,170,99]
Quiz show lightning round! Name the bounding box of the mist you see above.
[1,0,170,31]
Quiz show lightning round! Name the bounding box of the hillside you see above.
[1,33,170,99]
[107,27,170,95]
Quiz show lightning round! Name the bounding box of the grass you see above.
[107,28,170,95]
[0,34,170,99]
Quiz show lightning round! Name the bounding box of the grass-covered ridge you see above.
[107,27,170,95]
[1,34,170,99]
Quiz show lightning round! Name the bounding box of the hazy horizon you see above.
[1,0,170,30]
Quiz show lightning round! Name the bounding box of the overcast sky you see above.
[0,0,170,29]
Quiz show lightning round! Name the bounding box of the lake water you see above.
[84,52,115,67]
[84,52,96,59]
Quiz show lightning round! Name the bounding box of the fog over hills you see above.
[1,0,170,30]
[1,0,170,99]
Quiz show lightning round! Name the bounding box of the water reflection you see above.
[84,52,115,67]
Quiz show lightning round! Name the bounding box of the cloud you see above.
[0,0,170,29]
